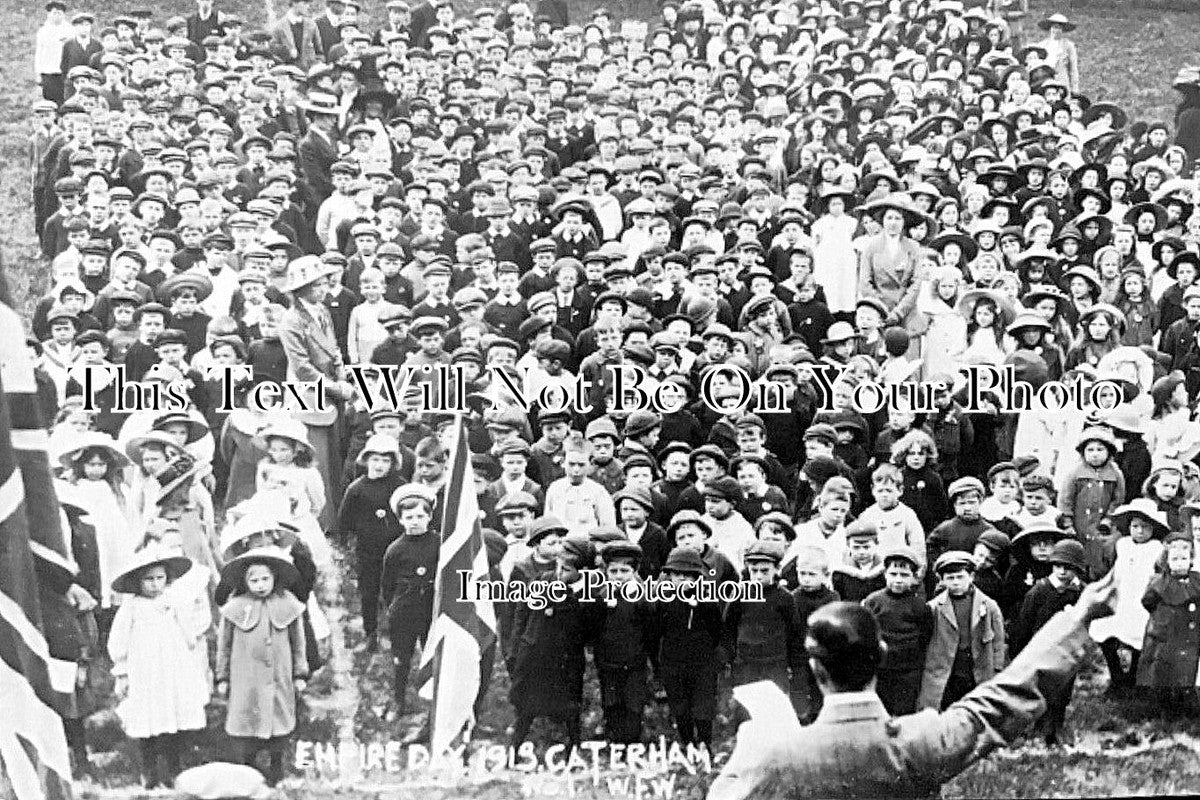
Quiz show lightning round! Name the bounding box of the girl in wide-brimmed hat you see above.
[1060,426,1125,546]
[106,543,209,788]
[54,432,134,612]
[216,545,308,786]
[152,452,219,581]
[959,288,1013,368]
[1150,370,1200,463]
[1090,499,1169,693]
[1008,311,1065,381]
[252,416,325,522]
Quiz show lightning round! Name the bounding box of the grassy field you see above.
[6,0,1200,797]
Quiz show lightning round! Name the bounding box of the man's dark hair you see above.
[805,602,884,691]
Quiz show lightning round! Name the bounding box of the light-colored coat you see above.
[278,300,343,428]
[216,591,309,739]
[708,611,1090,800]
[918,588,1007,709]
[858,234,926,335]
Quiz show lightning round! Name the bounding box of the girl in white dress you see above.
[811,190,860,317]
[107,545,211,788]
[54,433,133,614]
[1090,500,1168,692]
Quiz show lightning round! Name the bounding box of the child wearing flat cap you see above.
[721,541,805,714]
[583,541,655,744]
[863,546,933,716]
[919,551,1006,710]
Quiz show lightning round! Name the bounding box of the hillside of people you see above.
[9,0,1200,797]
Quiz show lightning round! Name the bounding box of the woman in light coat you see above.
[858,195,927,338]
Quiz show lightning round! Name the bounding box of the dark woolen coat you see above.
[1138,572,1200,688]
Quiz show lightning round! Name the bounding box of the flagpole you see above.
[427,413,465,760]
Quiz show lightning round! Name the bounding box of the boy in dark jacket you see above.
[926,476,996,593]
[1002,522,1068,621]
[510,533,592,747]
[790,544,840,721]
[655,545,724,748]
[971,529,1011,605]
[337,434,403,652]
[586,541,656,744]
[721,541,805,706]
[863,546,934,716]
[1013,539,1087,743]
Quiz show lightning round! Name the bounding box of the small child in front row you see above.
[722,541,805,716]
[1137,531,1200,710]
[918,551,1006,710]
[107,546,211,788]
[863,546,933,716]
[216,546,309,786]
[1089,499,1168,695]
[1012,540,1087,744]
[655,545,724,749]
[789,545,840,722]
[587,541,655,744]
[1002,523,1066,620]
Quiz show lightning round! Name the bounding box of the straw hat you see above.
[1111,498,1170,539]
[219,545,301,591]
[356,433,402,466]
[219,502,300,560]
[389,482,437,515]
[153,453,207,505]
[56,430,130,471]
[251,416,314,456]
[123,429,187,464]
[111,543,191,595]
[283,255,339,293]
[956,287,1016,328]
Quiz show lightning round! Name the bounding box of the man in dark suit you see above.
[60,13,101,78]
[298,93,340,207]
[314,0,344,57]
[407,0,438,48]
[271,0,323,69]
[185,0,224,49]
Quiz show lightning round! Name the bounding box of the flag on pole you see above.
[0,299,76,800]
[416,419,497,758]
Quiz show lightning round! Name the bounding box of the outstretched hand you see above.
[1072,569,1119,626]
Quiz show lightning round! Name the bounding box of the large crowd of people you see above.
[25,0,1200,790]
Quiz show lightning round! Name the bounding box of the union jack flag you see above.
[0,295,76,800]
[416,418,497,758]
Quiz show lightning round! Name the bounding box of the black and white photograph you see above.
[4,0,1200,796]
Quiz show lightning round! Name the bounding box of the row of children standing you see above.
[46,398,335,787]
